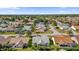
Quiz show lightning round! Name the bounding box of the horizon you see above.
[0,7,79,14]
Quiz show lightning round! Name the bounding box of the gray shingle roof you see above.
[22,25,31,31]
[32,35,49,46]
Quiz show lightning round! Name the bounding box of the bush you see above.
[55,27,60,29]
[22,43,28,49]
[0,43,17,51]
[49,39,53,45]
[28,39,32,47]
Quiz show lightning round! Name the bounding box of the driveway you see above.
[49,25,62,35]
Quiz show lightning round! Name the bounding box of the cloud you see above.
[59,10,66,13]
[7,7,20,10]
[60,7,68,9]
[0,7,20,10]
[71,9,77,11]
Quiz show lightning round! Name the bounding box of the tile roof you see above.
[74,25,79,30]
[0,36,9,44]
[54,35,73,45]
[0,36,29,46]
[9,36,28,45]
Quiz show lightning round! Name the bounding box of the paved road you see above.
[0,34,25,38]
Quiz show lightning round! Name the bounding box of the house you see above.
[0,23,8,28]
[57,21,70,30]
[0,27,17,32]
[71,36,78,45]
[8,36,29,48]
[26,19,34,25]
[8,19,24,28]
[6,27,17,32]
[71,25,76,30]
[75,35,79,44]
[0,36,10,45]
[26,22,33,25]
[74,25,79,31]
[35,22,46,32]
[0,36,6,45]
[71,25,79,31]
[32,35,49,46]
[52,35,74,47]
[22,25,32,31]
[0,35,29,48]
[62,23,70,30]
[57,21,62,27]
[0,21,19,32]
[57,21,63,29]
[0,20,8,28]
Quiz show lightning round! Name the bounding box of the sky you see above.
[0,7,79,15]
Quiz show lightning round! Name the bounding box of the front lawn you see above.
[0,32,16,35]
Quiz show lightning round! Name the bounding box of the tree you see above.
[0,43,17,51]
[68,30,73,35]
[26,31,32,37]
[22,43,28,49]
[77,20,79,25]
[52,21,57,26]
[28,39,32,47]
[0,44,2,48]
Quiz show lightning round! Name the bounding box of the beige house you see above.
[52,35,74,47]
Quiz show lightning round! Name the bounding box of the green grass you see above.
[32,29,53,34]
[9,45,79,51]
[15,47,33,51]
[0,32,16,35]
